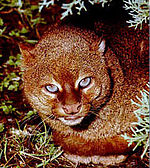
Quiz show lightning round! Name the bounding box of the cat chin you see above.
[58,117,84,126]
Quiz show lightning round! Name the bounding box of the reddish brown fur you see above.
[20,24,148,165]
[53,131,135,156]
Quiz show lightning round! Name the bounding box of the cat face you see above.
[21,26,112,126]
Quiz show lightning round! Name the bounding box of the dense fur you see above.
[20,25,148,165]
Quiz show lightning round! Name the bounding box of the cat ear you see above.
[98,39,105,54]
[90,38,105,54]
[19,43,36,69]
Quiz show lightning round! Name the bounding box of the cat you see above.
[20,24,148,165]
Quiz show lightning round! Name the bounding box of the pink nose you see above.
[62,103,81,115]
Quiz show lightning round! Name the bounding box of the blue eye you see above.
[45,84,59,93]
[79,77,91,88]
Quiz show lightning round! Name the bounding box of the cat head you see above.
[20,25,122,127]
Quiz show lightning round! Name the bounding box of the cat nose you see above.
[62,103,81,115]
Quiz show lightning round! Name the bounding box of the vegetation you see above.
[0,0,62,167]
[123,0,149,29]
[0,118,63,167]
[0,0,45,43]
[39,0,112,19]
[0,0,149,167]
[39,0,149,27]
[122,84,149,159]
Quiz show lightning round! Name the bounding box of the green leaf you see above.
[16,166,21,168]
[7,59,15,66]
[23,110,37,120]
[8,84,16,90]
[0,6,5,11]
[0,18,4,26]
[27,110,36,116]
[0,123,4,132]
[0,27,6,35]
[20,27,29,34]
[24,39,38,44]
[0,85,3,92]
[31,5,39,10]
[3,81,9,87]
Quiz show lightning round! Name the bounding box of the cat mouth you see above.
[58,116,84,126]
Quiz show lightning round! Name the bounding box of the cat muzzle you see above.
[58,116,84,126]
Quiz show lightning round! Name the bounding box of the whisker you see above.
[89,110,100,118]
[88,105,104,119]
[24,116,51,145]
[26,113,56,140]
[20,114,39,128]
[30,115,52,135]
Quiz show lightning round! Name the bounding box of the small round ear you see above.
[90,38,106,54]
[98,39,106,54]
[18,43,36,69]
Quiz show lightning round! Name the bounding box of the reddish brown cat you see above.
[20,25,148,165]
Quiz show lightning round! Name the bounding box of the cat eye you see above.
[79,77,91,89]
[45,84,59,93]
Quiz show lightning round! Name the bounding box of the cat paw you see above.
[94,155,127,165]
[64,153,127,166]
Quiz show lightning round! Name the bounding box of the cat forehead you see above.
[40,69,92,87]
[43,25,98,42]
[35,58,97,85]
[36,54,99,78]
[35,34,90,59]
[34,41,102,68]
[33,43,103,79]
[27,26,105,81]
[34,26,99,56]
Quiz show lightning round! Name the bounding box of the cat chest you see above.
[52,131,134,156]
